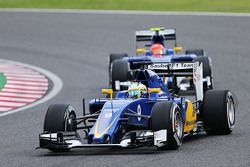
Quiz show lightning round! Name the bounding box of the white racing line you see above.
[0,8,250,17]
[0,59,63,117]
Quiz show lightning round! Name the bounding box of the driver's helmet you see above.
[150,44,164,57]
[128,82,147,98]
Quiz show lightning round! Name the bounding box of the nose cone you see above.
[94,113,120,138]
[89,100,131,144]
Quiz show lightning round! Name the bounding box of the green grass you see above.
[0,0,250,13]
[0,73,6,90]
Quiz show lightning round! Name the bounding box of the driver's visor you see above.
[128,90,140,97]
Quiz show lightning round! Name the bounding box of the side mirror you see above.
[136,48,147,54]
[148,88,161,98]
[148,88,161,93]
[173,47,184,53]
[101,89,113,100]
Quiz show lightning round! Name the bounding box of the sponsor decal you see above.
[105,112,112,118]
[148,63,194,70]
[193,62,203,101]
[181,97,186,109]
[154,129,167,146]
[137,104,141,121]
[185,120,196,126]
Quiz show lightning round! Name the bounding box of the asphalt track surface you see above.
[0,11,249,167]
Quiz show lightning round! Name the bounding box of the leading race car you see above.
[38,61,235,152]
[109,28,213,92]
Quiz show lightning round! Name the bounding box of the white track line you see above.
[0,59,63,117]
[0,9,250,17]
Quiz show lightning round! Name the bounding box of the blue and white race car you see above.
[109,28,213,92]
[38,61,235,152]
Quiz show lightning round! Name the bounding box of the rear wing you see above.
[135,29,176,42]
[146,62,203,101]
[147,62,194,76]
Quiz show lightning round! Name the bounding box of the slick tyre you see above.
[111,59,129,90]
[151,102,184,150]
[109,53,128,84]
[43,104,77,152]
[202,90,235,135]
[186,49,205,56]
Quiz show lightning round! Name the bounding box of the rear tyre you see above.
[109,53,128,83]
[43,104,77,152]
[202,90,235,135]
[193,56,213,90]
[111,60,129,90]
[186,49,205,56]
[151,102,183,150]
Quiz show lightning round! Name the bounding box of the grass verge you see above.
[0,0,250,13]
[0,73,6,90]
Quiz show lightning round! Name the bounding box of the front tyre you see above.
[43,104,77,152]
[151,102,184,150]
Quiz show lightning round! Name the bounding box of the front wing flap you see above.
[39,132,129,150]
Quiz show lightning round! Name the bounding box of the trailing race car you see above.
[38,61,235,152]
[109,28,213,92]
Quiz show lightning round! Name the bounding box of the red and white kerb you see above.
[0,61,49,112]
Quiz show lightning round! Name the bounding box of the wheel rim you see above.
[67,114,76,131]
[64,105,76,131]
[227,95,235,129]
[173,108,183,138]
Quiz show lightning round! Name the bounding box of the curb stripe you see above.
[6,83,48,87]
[0,95,40,100]
[5,74,46,79]
[0,107,14,112]
[0,105,17,109]
[1,90,45,95]
[0,92,42,98]
[4,85,48,90]
[0,87,47,91]
[0,97,37,102]
[2,72,41,75]
[0,59,49,113]
[7,80,48,86]
[0,99,30,104]
[0,102,27,106]
[0,58,63,116]
[0,69,40,73]
[1,88,46,94]
[7,78,48,83]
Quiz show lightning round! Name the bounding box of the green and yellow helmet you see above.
[128,82,147,98]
